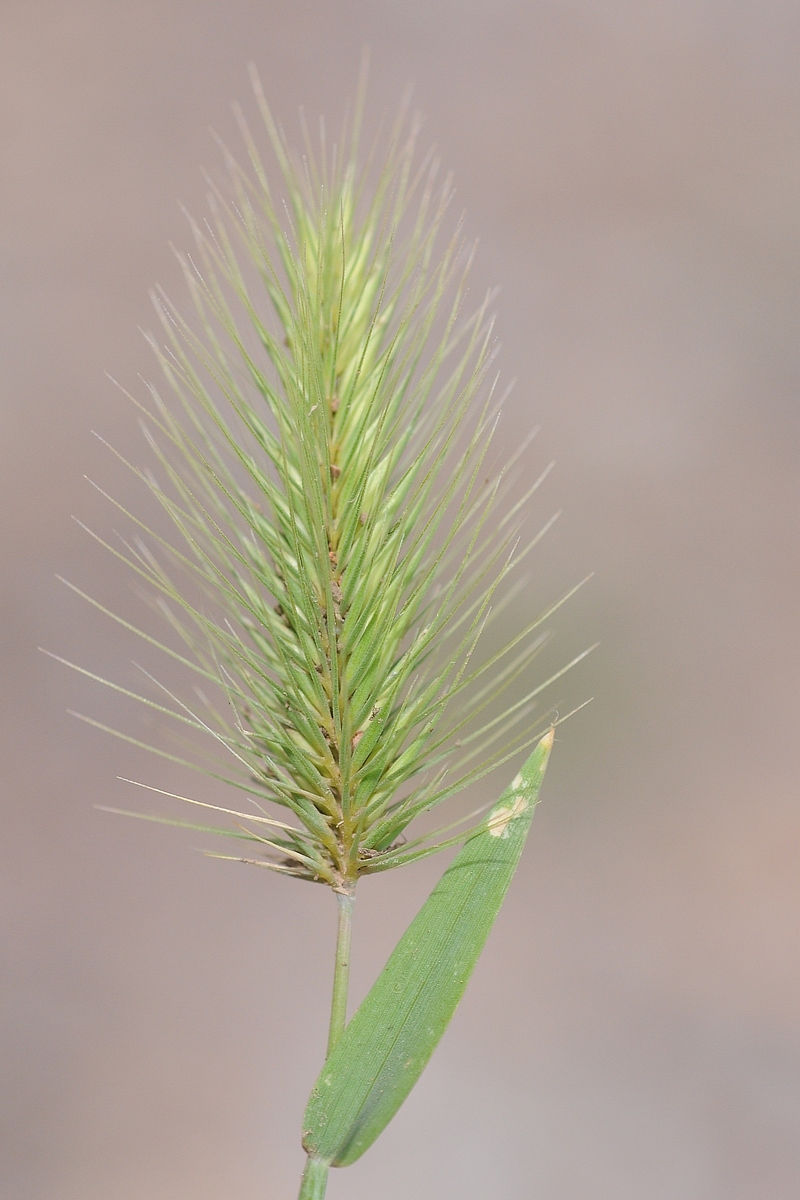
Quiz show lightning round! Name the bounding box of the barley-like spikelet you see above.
[55,76,590,892]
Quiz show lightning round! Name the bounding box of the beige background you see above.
[2,2,799,1197]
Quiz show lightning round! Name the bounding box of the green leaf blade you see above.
[302,728,554,1168]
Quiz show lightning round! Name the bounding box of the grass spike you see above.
[63,81,588,901]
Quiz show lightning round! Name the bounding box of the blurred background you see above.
[2,2,799,1197]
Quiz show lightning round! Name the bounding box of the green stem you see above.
[327,887,355,1058]
[298,1155,331,1199]
[297,889,355,1199]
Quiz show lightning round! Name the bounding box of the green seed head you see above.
[59,77,589,891]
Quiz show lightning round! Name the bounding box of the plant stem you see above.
[327,887,355,1058]
[297,890,355,1199]
[298,1155,331,1199]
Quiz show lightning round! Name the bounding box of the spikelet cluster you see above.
[58,79,585,891]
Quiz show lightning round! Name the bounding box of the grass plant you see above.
[51,68,590,1197]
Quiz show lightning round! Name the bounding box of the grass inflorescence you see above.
[53,72,590,895]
